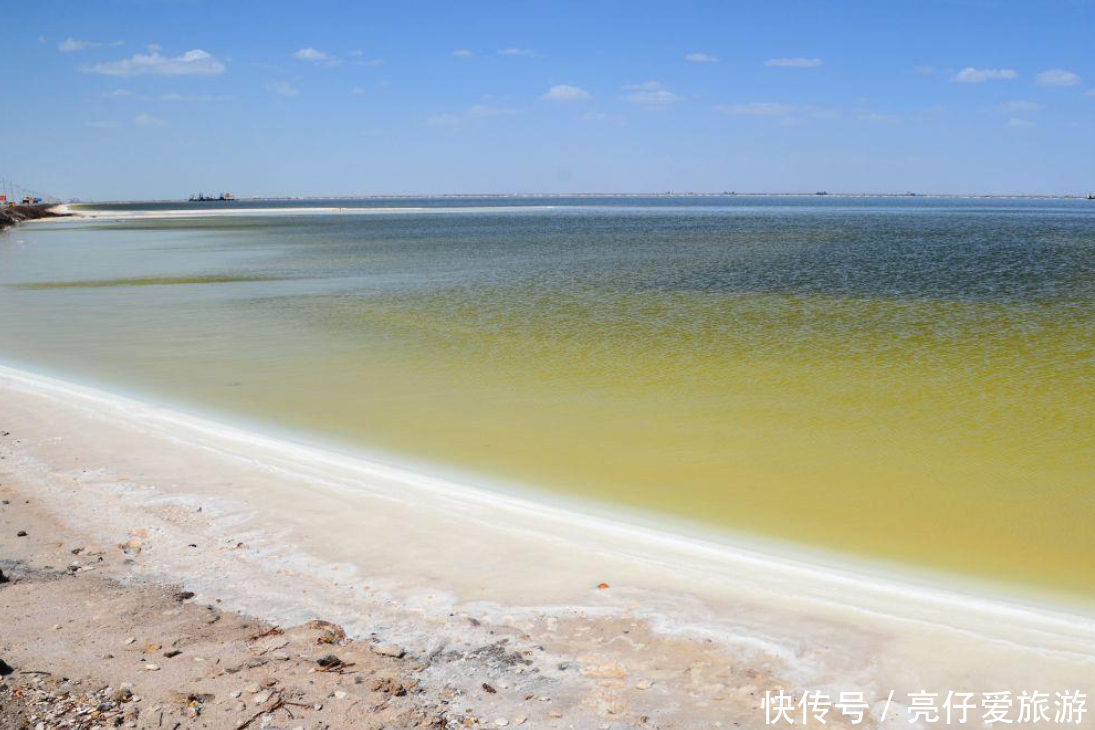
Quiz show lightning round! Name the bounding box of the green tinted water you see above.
[3,198,1093,600]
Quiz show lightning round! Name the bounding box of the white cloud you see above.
[1006,117,1036,129]
[764,57,823,68]
[134,113,166,127]
[686,52,719,64]
[427,113,462,128]
[146,43,161,53]
[452,49,474,59]
[293,47,341,66]
[100,88,132,99]
[428,104,518,129]
[858,111,901,124]
[159,93,232,102]
[81,49,226,76]
[265,80,299,97]
[543,84,592,102]
[498,48,537,57]
[997,100,1043,113]
[578,111,609,121]
[59,37,100,53]
[623,81,681,106]
[1036,69,1081,87]
[717,102,797,116]
[466,104,517,118]
[952,67,1017,83]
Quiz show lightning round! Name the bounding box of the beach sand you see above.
[1,364,1093,728]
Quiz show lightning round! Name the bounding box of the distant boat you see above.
[188,193,236,202]
[815,191,829,196]
[1087,193,1095,200]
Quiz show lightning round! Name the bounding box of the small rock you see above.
[252,691,271,704]
[305,619,346,645]
[229,691,242,699]
[0,658,14,676]
[118,538,142,556]
[163,649,182,658]
[245,683,261,693]
[514,717,528,726]
[596,582,609,590]
[0,568,8,584]
[494,720,509,727]
[372,643,405,658]
[111,687,134,702]
[482,683,497,694]
[174,591,195,602]
[144,664,160,671]
[143,642,161,654]
[124,637,136,645]
[16,530,27,537]
[334,690,348,700]
[635,679,654,690]
[316,654,343,669]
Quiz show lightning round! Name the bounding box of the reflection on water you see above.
[3,197,1094,600]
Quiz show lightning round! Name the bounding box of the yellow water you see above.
[2,198,1093,600]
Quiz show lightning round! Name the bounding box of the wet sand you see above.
[1,364,1094,728]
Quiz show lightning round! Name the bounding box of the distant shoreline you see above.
[69,191,1095,206]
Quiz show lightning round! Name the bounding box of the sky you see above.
[2,0,1094,200]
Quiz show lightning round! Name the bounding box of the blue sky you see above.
[2,0,1094,199]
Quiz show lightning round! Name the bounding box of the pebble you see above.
[245,683,261,693]
[229,691,242,699]
[334,690,348,700]
[372,643,405,658]
[16,530,27,537]
[494,720,509,727]
[253,691,271,704]
[144,664,160,671]
[636,679,655,690]
[124,637,136,645]
[513,716,528,726]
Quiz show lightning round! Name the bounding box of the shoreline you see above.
[3,361,1093,629]
[2,360,1094,728]
[0,203,68,230]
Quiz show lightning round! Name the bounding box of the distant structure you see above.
[188,192,236,202]
[0,177,57,208]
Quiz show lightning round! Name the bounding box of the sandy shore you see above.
[2,363,1094,728]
